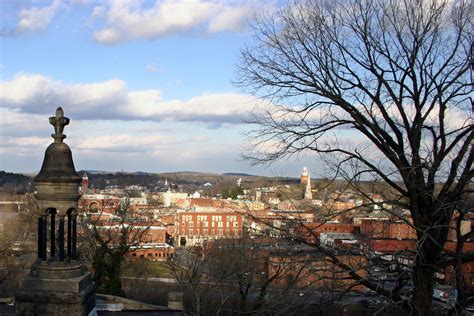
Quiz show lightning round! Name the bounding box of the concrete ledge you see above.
[31,261,84,279]
[96,294,176,311]
[15,283,95,315]
[20,272,92,293]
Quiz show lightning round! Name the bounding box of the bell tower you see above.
[15,108,95,315]
[82,172,89,190]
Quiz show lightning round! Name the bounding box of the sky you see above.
[0,0,320,177]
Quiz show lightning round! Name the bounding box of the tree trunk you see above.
[195,295,201,316]
[410,219,448,316]
[239,295,247,316]
[412,259,436,315]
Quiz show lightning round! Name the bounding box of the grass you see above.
[122,260,173,279]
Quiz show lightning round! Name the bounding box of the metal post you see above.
[72,215,77,259]
[59,215,65,261]
[50,210,56,258]
[41,215,47,260]
[67,213,72,258]
[37,216,44,260]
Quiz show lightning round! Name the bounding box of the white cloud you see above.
[75,133,171,152]
[0,73,266,124]
[144,63,165,73]
[0,107,258,174]
[16,0,62,33]
[91,0,272,44]
[1,136,49,149]
[0,109,50,137]
[207,5,252,33]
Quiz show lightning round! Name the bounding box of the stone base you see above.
[15,261,95,316]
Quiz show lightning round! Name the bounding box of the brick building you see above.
[268,253,367,292]
[79,194,121,214]
[176,210,244,246]
[127,225,174,261]
[295,222,356,244]
[360,219,416,239]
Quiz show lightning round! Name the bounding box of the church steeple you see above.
[301,167,309,184]
[82,172,89,189]
[304,168,312,200]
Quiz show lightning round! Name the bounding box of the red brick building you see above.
[268,253,367,292]
[295,222,356,244]
[127,245,174,261]
[127,227,175,262]
[360,219,416,239]
[177,210,244,246]
[369,239,416,252]
[441,261,474,289]
[82,218,175,261]
[79,194,121,214]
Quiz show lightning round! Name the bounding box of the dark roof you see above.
[98,311,183,315]
[0,304,15,315]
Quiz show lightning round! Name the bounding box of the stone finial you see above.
[49,107,70,142]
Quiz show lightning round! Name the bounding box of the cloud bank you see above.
[4,0,273,41]
[92,0,271,44]
[0,73,264,124]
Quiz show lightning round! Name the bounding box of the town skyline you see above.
[0,0,321,177]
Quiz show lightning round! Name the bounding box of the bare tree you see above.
[168,237,349,315]
[0,193,39,296]
[206,237,298,315]
[236,0,472,314]
[167,247,220,316]
[79,197,152,296]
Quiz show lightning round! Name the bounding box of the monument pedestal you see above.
[15,261,95,316]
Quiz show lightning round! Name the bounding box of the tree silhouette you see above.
[236,0,473,314]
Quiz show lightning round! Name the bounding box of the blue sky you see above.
[0,0,319,177]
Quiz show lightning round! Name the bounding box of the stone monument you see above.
[15,107,96,315]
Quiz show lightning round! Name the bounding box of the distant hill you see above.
[0,170,299,193]
[80,170,115,175]
[0,171,34,194]
[223,173,254,177]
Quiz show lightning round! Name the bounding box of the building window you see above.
[89,201,99,212]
